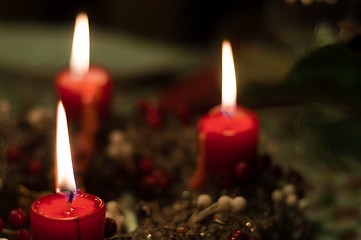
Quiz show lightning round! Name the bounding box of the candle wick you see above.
[223,110,234,118]
[65,191,74,212]
[58,187,75,208]
[68,191,74,205]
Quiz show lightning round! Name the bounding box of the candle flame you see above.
[221,40,237,116]
[56,101,77,194]
[70,12,89,81]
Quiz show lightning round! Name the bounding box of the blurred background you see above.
[0,1,361,239]
[0,0,359,44]
[0,0,360,111]
[0,0,359,77]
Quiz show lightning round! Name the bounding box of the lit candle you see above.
[30,102,105,240]
[55,12,111,185]
[55,12,112,121]
[189,40,259,190]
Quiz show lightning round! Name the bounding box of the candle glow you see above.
[70,13,89,81]
[56,101,76,194]
[221,40,237,116]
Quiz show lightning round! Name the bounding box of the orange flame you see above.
[221,40,237,116]
[56,101,76,193]
[70,12,89,81]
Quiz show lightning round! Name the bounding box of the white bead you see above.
[298,198,309,210]
[106,145,121,158]
[109,130,125,143]
[181,191,191,199]
[231,196,247,212]
[301,0,313,5]
[26,107,52,129]
[217,195,232,211]
[0,99,10,114]
[106,201,121,213]
[282,184,296,195]
[121,144,134,157]
[196,194,212,208]
[271,190,283,203]
[286,193,298,206]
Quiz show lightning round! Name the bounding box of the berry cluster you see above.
[137,158,172,199]
[228,229,260,240]
[6,147,44,176]
[0,208,29,240]
[137,100,191,129]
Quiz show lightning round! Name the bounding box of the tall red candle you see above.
[55,12,111,121]
[189,41,259,189]
[55,13,111,185]
[30,102,105,240]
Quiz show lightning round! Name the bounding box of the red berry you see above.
[146,110,162,129]
[8,208,27,228]
[229,230,249,240]
[104,217,117,238]
[138,158,154,175]
[27,159,42,175]
[140,175,158,193]
[250,237,261,240]
[174,103,191,125]
[6,147,23,162]
[12,228,30,240]
[152,169,171,189]
[234,162,250,181]
[136,100,150,113]
[0,217,4,232]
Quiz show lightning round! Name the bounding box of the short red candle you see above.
[30,191,105,240]
[200,105,258,174]
[189,40,259,189]
[189,106,259,189]
[55,66,112,121]
[29,102,106,240]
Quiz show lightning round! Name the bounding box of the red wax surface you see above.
[55,66,111,121]
[30,192,105,240]
[198,105,258,177]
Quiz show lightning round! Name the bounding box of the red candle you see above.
[30,102,105,240]
[30,192,105,240]
[55,66,111,121]
[189,41,259,189]
[55,13,111,185]
[55,13,111,121]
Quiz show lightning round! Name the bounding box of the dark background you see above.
[0,0,359,45]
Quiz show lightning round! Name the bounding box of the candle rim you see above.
[31,193,105,221]
[55,65,111,86]
[198,105,258,133]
